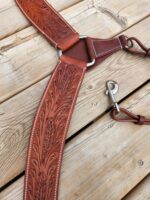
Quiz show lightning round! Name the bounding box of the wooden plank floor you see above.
[0,0,150,199]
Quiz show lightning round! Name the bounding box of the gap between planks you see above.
[0,79,149,193]
[0,0,150,103]
[1,83,150,200]
[0,0,82,40]
[122,173,150,200]
[0,17,150,187]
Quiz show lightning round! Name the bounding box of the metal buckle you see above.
[57,35,95,68]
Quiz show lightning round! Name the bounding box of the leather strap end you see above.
[111,108,150,125]
[86,37,122,60]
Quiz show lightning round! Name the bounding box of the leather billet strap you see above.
[15,0,150,200]
[111,108,150,125]
[105,80,150,126]
[24,56,87,200]
[16,0,79,50]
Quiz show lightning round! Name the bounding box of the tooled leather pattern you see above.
[16,0,78,49]
[24,59,86,200]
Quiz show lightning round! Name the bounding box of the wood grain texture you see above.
[123,174,150,200]
[0,0,80,39]
[1,83,150,200]
[1,0,150,40]
[0,0,150,103]
[1,0,150,194]
[0,17,150,187]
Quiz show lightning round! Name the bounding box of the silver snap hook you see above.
[105,80,120,113]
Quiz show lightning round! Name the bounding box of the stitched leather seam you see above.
[16,0,58,49]
[117,37,123,49]
[24,59,62,199]
[53,61,86,200]
[44,0,79,49]
[95,43,121,57]
[44,0,78,34]
[53,60,63,200]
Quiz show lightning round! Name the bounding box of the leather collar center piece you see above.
[15,1,150,199]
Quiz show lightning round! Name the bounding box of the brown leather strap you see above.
[86,37,122,59]
[60,35,149,67]
[119,35,150,57]
[61,36,124,67]
[15,1,150,200]
[88,36,124,66]
[24,56,87,200]
[111,108,150,125]
[16,0,79,51]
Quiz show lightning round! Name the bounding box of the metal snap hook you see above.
[105,80,120,113]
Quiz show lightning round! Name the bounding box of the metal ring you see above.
[57,35,95,68]
[123,36,134,49]
[127,38,134,48]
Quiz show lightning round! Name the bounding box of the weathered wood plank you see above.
[1,0,150,40]
[1,84,150,200]
[0,0,150,103]
[0,0,81,39]
[123,174,150,200]
[1,177,24,200]
[0,17,150,187]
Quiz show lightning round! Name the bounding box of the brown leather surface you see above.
[63,34,149,67]
[15,1,150,200]
[24,56,87,200]
[111,108,150,125]
[62,37,123,67]
[88,37,123,66]
[16,0,79,51]
[119,35,150,57]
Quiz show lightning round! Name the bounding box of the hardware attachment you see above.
[57,35,96,68]
[105,80,120,113]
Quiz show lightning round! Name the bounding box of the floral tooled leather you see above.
[24,56,86,200]
[16,0,79,50]
[15,1,149,200]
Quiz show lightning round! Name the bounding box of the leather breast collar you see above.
[15,1,150,199]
